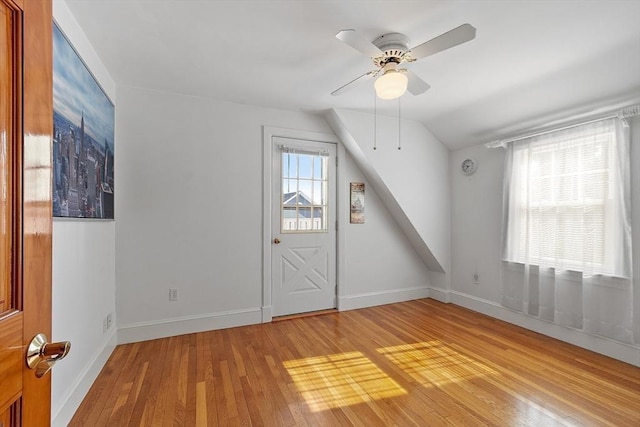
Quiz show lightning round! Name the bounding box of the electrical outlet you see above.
[106,312,113,330]
[169,288,179,301]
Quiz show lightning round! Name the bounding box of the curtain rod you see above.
[485,104,640,148]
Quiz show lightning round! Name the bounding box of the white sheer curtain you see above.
[501,117,634,343]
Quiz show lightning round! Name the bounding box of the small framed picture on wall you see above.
[350,182,365,224]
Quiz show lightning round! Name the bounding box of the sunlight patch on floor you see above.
[377,341,497,387]
[283,351,407,412]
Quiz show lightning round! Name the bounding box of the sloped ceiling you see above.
[64,0,640,150]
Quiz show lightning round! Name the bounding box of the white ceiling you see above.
[64,0,640,150]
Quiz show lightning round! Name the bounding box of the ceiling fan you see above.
[332,24,476,100]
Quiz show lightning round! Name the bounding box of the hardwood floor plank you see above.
[70,299,640,426]
[136,336,171,426]
[118,361,148,425]
[195,381,207,427]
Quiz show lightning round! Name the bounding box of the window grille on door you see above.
[280,146,328,233]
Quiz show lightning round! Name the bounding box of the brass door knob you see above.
[26,333,71,378]
[273,238,281,244]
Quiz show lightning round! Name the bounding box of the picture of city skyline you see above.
[53,23,115,219]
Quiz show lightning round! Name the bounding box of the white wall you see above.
[114,88,329,341]
[338,151,432,310]
[115,87,431,343]
[328,108,451,282]
[52,1,117,426]
[450,116,640,366]
[450,144,504,303]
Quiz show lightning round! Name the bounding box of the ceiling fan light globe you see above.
[374,71,408,100]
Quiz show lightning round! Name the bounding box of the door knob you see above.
[273,238,281,244]
[26,333,71,378]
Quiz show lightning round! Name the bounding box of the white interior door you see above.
[271,137,337,317]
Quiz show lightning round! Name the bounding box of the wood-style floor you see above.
[70,299,640,426]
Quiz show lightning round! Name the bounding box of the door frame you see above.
[262,126,345,322]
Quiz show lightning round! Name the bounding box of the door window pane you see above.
[313,181,324,205]
[313,156,323,179]
[284,153,297,178]
[313,207,326,231]
[298,155,313,179]
[281,152,328,233]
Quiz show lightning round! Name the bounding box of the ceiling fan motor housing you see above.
[372,32,412,66]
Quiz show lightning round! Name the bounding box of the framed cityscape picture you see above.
[52,22,115,219]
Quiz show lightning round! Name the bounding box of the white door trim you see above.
[262,126,344,323]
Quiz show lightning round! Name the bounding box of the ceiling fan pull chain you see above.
[398,97,402,150]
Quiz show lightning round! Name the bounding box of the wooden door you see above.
[271,137,337,317]
[0,0,54,426]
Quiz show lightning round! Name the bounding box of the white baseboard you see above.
[427,286,451,303]
[262,305,272,323]
[117,307,263,344]
[338,286,430,311]
[440,290,640,367]
[52,329,117,427]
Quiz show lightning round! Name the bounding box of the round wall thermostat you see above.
[461,158,477,175]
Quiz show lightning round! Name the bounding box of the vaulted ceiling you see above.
[64,0,640,150]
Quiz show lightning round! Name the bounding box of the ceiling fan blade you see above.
[405,70,431,95]
[331,70,377,96]
[336,29,383,58]
[410,23,476,60]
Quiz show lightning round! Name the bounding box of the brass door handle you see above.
[273,238,281,244]
[26,333,71,378]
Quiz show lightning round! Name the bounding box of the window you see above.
[281,151,328,232]
[503,118,631,278]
